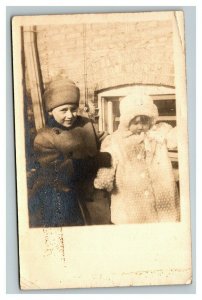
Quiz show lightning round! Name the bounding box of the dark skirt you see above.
[28,185,85,227]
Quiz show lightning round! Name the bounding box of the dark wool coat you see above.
[28,116,108,227]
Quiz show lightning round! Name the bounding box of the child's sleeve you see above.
[94,135,118,192]
[166,126,178,150]
[34,129,73,174]
[152,122,178,150]
[34,129,59,166]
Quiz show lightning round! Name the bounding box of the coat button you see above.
[53,128,60,135]
[144,190,149,196]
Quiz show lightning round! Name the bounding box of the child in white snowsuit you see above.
[94,94,180,224]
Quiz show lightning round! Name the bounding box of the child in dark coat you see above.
[29,77,107,227]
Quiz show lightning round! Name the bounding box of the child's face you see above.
[129,115,151,135]
[49,104,78,128]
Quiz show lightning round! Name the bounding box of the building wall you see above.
[36,20,174,113]
[23,19,177,223]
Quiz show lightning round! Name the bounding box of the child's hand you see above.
[146,130,165,144]
[94,177,114,192]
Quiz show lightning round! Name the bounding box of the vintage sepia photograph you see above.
[12,11,192,289]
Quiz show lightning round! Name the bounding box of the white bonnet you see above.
[119,93,158,128]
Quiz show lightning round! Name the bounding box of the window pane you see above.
[153,99,176,116]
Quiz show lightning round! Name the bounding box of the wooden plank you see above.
[150,94,176,100]
[157,116,176,121]
[97,94,102,131]
[115,116,176,123]
[168,151,178,160]
[107,101,113,134]
[23,26,45,131]
[101,97,106,131]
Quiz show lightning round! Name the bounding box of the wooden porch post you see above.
[107,100,113,134]
[97,94,103,131]
[23,26,45,131]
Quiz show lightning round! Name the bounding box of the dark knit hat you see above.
[43,77,80,111]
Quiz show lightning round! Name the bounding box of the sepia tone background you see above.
[28,21,174,98]
[24,19,176,129]
[10,9,193,288]
[23,18,179,225]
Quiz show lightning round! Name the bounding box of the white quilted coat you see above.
[94,95,180,224]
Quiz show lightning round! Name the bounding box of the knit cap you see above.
[43,77,80,111]
[119,93,158,128]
